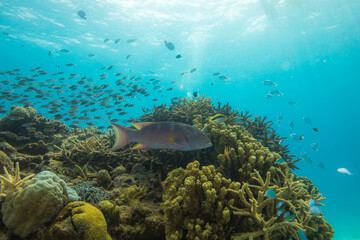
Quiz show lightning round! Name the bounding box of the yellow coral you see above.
[70,201,112,240]
[98,200,120,223]
[120,185,147,205]
[0,162,34,199]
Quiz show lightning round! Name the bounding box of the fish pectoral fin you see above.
[174,137,182,144]
[168,136,182,145]
[131,143,151,150]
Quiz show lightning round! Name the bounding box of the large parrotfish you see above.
[106,121,213,151]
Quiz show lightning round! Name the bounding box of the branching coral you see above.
[162,161,241,240]
[0,162,34,199]
[227,168,333,240]
[170,95,215,124]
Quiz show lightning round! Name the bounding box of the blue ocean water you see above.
[0,0,359,239]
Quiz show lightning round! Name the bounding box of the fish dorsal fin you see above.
[131,143,151,150]
[131,122,154,130]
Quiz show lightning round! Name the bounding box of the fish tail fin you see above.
[103,119,132,151]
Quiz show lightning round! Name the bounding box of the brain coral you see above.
[49,201,111,240]
[1,171,79,237]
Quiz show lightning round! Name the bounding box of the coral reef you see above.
[73,181,110,204]
[0,161,34,199]
[49,201,112,240]
[0,98,334,240]
[162,161,240,240]
[1,171,78,238]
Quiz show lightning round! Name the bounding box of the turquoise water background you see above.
[1,0,359,239]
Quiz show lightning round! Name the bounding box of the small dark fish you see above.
[193,91,198,98]
[60,49,71,54]
[115,39,121,44]
[299,135,304,141]
[180,72,188,76]
[110,119,121,122]
[152,98,159,101]
[65,63,76,67]
[213,72,221,76]
[318,161,325,169]
[126,54,132,60]
[104,38,111,43]
[108,65,115,70]
[77,10,87,20]
[164,40,175,50]
[190,68,197,73]
[288,101,297,106]
[167,88,175,91]
[313,128,319,132]
[118,112,128,115]
[88,53,95,57]
[48,51,51,56]
[289,120,294,128]
[176,54,182,59]
[127,39,137,43]
[124,104,135,107]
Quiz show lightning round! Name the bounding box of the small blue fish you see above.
[290,133,299,141]
[276,201,284,208]
[164,40,175,50]
[310,206,321,214]
[301,152,312,165]
[270,89,283,96]
[310,143,319,151]
[298,229,308,240]
[285,215,296,222]
[276,209,283,217]
[303,116,312,125]
[262,80,278,87]
[274,158,285,164]
[309,199,316,207]
[265,189,276,198]
[284,211,291,218]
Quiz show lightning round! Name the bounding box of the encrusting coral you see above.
[1,171,79,238]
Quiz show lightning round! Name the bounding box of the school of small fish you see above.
[262,78,354,176]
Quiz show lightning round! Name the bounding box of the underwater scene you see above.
[0,0,359,239]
